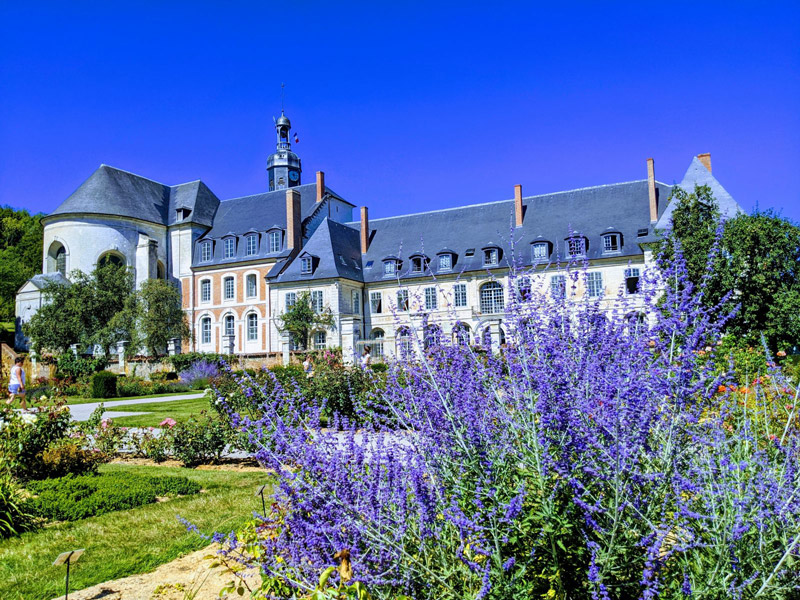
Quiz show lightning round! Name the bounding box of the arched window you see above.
[479,281,505,314]
[200,317,211,345]
[224,315,235,337]
[157,261,166,279]
[48,242,67,276]
[98,252,125,268]
[453,322,470,345]
[247,313,258,341]
[423,324,442,349]
[396,326,413,357]
[370,329,385,358]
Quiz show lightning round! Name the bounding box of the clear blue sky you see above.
[1,2,798,221]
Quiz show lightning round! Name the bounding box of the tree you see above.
[0,206,44,320]
[136,279,190,356]
[657,185,800,351]
[278,291,334,350]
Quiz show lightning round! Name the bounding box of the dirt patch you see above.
[53,544,261,600]
[109,457,263,471]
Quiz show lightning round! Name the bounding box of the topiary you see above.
[91,371,118,399]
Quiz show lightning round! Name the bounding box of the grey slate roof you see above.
[24,272,70,291]
[305,179,674,284]
[274,218,363,283]
[656,157,742,230]
[48,165,220,228]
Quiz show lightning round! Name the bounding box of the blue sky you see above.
[1,2,798,221]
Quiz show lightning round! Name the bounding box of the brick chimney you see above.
[514,184,524,227]
[647,158,658,223]
[697,153,712,173]
[316,171,325,203]
[360,206,369,254]
[286,189,302,251]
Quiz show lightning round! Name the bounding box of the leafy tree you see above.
[90,263,137,354]
[278,291,334,350]
[657,185,800,351]
[23,273,91,354]
[0,206,44,320]
[136,279,190,357]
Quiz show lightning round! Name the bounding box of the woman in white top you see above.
[360,346,371,369]
[303,356,314,379]
[7,356,26,410]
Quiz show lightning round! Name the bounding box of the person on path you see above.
[303,356,314,379]
[360,346,371,369]
[7,356,27,410]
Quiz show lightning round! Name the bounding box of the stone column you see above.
[281,332,291,366]
[70,344,80,356]
[135,234,158,288]
[168,338,181,356]
[116,341,129,369]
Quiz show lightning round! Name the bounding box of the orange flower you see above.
[777,350,787,357]
[717,385,727,394]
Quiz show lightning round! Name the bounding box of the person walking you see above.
[360,346,372,369]
[303,355,314,379]
[7,356,27,411]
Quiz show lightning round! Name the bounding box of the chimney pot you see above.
[514,184,523,227]
[286,189,302,251]
[316,171,325,203]
[360,207,369,254]
[647,158,658,223]
[697,153,712,173]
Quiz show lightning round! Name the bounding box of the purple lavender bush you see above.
[179,360,219,390]
[213,248,800,599]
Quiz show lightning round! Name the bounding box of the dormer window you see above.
[200,241,212,262]
[531,242,549,262]
[268,230,282,254]
[223,237,236,259]
[483,248,500,266]
[301,256,313,274]
[383,258,399,277]
[176,208,191,221]
[602,233,621,253]
[245,234,258,256]
[567,237,587,258]
[438,253,452,271]
[409,255,428,274]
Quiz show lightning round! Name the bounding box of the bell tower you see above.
[267,111,302,191]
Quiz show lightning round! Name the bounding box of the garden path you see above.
[66,392,205,421]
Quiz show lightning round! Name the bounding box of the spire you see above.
[267,108,301,191]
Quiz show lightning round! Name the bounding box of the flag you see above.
[294,133,299,144]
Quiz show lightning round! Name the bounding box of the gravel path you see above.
[67,392,205,421]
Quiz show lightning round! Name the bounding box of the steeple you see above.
[267,111,302,191]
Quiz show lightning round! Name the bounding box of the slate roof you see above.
[21,272,70,292]
[48,165,220,227]
[655,157,742,230]
[289,179,673,284]
[273,218,363,283]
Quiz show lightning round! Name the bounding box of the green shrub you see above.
[128,428,171,463]
[91,371,118,399]
[171,413,229,467]
[0,405,72,481]
[40,442,108,478]
[166,352,237,373]
[150,371,180,382]
[55,353,107,381]
[0,472,37,538]
[369,362,389,373]
[25,472,201,522]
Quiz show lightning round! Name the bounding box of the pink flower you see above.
[160,418,177,428]
[100,419,111,429]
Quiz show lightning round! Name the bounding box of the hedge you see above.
[91,371,118,399]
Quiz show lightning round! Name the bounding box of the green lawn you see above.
[0,463,269,600]
[66,390,205,405]
[110,396,212,427]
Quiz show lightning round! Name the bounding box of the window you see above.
[247,313,258,341]
[438,254,452,271]
[396,327,413,356]
[424,324,441,349]
[370,292,382,313]
[453,322,470,345]
[424,287,437,310]
[587,272,604,298]
[224,276,235,300]
[268,231,282,253]
[637,228,649,237]
[603,234,621,253]
[480,281,504,313]
[224,238,236,259]
[516,276,532,301]
[396,289,409,312]
[176,208,191,221]
[454,283,467,308]
[484,248,499,266]
[200,279,211,303]
[246,274,257,298]
[311,290,324,313]
[532,242,548,262]
[55,247,67,276]
[201,317,211,344]
[370,329,385,358]
[625,268,641,295]
[313,331,327,350]
[568,238,586,258]
[352,290,361,314]
[383,260,397,277]
[550,275,567,299]
[246,235,258,256]
[224,315,235,337]
[301,256,313,274]
[201,242,212,262]
[285,292,296,311]
[411,257,424,273]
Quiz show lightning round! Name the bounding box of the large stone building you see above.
[16,113,741,361]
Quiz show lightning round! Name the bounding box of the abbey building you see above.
[15,113,742,362]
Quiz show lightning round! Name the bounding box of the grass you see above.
[66,390,204,405]
[0,321,13,346]
[0,463,269,600]
[110,396,212,427]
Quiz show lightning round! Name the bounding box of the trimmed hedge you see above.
[91,371,118,399]
[25,472,201,522]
